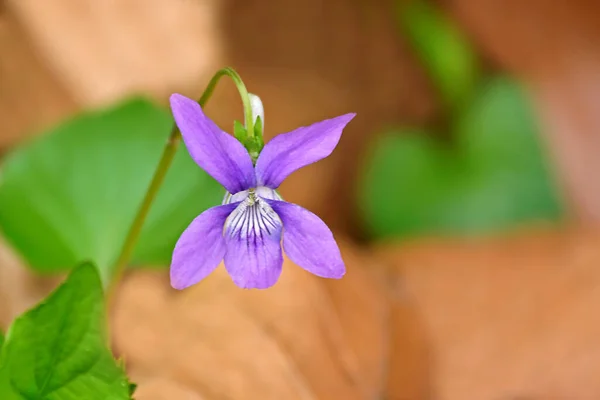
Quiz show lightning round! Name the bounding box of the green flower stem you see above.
[107,67,253,300]
[200,67,255,139]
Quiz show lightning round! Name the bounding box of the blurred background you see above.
[1,0,600,398]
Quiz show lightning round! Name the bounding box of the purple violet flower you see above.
[169,93,356,290]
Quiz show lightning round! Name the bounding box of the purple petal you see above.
[267,200,345,279]
[223,199,284,289]
[255,113,356,188]
[170,203,238,290]
[170,93,256,193]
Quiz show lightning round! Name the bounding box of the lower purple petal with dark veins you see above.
[223,199,284,289]
[266,200,345,279]
[170,203,238,290]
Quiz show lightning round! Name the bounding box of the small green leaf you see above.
[0,98,222,281]
[359,77,562,239]
[396,0,479,111]
[0,262,132,399]
[233,120,247,143]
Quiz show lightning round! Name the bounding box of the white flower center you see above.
[222,186,282,240]
[222,186,281,205]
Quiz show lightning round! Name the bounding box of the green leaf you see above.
[0,330,4,350]
[0,366,17,400]
[359,77,562,239]
[0,98,222,281]
[396,0,479,111]
[0,262,132,399]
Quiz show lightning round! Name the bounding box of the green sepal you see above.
[233,120,247,143]
[234,117,264,160]
[253,116,264,149]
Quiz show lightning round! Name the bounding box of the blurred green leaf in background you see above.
[397,0,479,112]
[0,262,132,399]
[360,78,562,239]
[0,98,222,282]
[360,0,563,240]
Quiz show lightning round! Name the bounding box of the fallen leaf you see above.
[132,377,205,400]
[377,227,600,399]
[0,10,77,152]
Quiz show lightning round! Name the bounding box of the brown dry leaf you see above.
[6,0,223,107]
[1,0,224,152]
[0,9,77,151]
[132,377,207,400]
[384,276,432,400]
[377,227,600,400]
[112,238,426,400]
[0,239,62,328]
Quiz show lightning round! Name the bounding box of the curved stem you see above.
[199,67,254,139]
[107,67,251,300]
[107,125,181,300]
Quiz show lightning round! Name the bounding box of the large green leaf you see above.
[0,98,222,281]
[359,77,563,239]
[0,263,131,399]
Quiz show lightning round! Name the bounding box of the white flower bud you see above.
[245,93,264,132]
